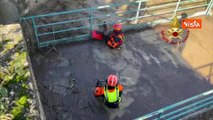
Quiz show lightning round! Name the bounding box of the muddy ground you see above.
[19,0,213,120]
[30,27,213,120]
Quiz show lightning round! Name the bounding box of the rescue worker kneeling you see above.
[94,74,123,108]
[106,23,124,49]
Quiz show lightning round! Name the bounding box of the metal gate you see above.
[21,0,212,48]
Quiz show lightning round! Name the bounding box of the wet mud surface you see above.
[31,28,213,120]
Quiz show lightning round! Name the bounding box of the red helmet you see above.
[113,23,122,31]
[107,74,118,87]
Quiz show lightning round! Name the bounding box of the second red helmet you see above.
[113,23,122,31]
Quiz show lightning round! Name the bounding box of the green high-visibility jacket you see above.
[104,86,120,103]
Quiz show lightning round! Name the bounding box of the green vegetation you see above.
[0,24,37,120]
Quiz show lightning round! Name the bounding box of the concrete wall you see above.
[0,0,47,24]
[0,0,18,24]
[182,15,213,84]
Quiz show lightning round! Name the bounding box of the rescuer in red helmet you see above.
[94,74,123,108]
[106,23,124,49]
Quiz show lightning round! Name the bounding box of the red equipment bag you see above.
[92,30,104,40]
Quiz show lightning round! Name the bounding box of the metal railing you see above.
[21,0,213,48]
[135,89,213,120]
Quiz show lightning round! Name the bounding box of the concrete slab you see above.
[30,20,213,119]
[181,16,213,83]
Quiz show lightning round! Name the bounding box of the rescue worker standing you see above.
[95,74,123,108]
[106,23,124,49]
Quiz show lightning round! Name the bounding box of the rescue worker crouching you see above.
[94,74,123,108]
[106,23,124,49]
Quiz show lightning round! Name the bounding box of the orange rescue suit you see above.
[107,31,124,48]
[95,84,123,97]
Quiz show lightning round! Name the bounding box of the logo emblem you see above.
[160,15,190,45]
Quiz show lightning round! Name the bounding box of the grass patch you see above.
[0,24,37,120]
